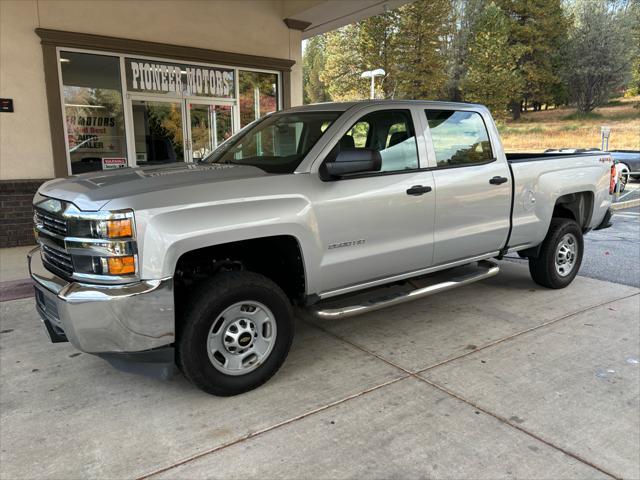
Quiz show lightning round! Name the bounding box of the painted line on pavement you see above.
[617,189,637,201]
[612,198,640,210]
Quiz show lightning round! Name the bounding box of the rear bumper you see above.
[28,247,175,354]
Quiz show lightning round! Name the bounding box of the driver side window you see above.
[335,110,419,173]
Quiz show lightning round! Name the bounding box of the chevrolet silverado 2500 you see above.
[29,101,616,395]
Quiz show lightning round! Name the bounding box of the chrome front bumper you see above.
[28,247,175,353]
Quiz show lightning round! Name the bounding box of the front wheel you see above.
[528,218,584,289]
[177,271,294,396]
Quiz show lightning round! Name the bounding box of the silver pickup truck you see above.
[29,100,615,395]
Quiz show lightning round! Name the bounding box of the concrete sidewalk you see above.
[0,245,33,283]
[0,245,34,302]
[0,262,638,479]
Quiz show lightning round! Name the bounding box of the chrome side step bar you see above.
[309,260,500,320]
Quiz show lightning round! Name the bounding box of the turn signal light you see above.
[107,256,136,275]
[103,219,133,238]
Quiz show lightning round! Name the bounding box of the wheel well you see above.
[552,192,593,231]
[174,235,306,309]
[519,191,593,259]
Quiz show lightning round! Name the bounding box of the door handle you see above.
[489,176,508,185]
[406,185,432,196]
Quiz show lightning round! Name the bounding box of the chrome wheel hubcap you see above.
[555,233,578,277]
[207,301,277,376]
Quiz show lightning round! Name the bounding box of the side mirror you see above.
[324,148,382,177]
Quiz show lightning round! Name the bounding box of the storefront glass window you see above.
[239,71,278,128]
[131,100,184,164]
[189,104,233,161]
[58,50,281,173]
[60,51,128,174]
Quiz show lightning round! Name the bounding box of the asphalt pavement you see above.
[618,179,640,203]
[581,205,640,287]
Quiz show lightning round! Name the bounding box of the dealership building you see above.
[0,0,405,247]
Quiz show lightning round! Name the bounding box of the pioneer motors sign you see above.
[125,58,234,98]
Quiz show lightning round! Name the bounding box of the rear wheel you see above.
[177,271,294,396]
[528,218,583,289]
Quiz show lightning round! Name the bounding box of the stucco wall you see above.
[0,1,54,180]
[0,0,302,180]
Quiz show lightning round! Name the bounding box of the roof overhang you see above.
[282,0,413,39]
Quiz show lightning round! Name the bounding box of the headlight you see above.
[65,210,137,279]
[66,209,135,240]
[33,197,139,283]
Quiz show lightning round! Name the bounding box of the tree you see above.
[444,0,487,101]
[494,0,569,118]
[319,0,453,101]
[395,0,451,99]
[624,0,640,95]
[320,11,400,101]
[303,36,330,104]
[563,0,633,112]
[461,2,524,119]
[356,9,399,98]
[320,25,366,100]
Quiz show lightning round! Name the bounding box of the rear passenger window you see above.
[334,110,419,173]
[425,110,494,167]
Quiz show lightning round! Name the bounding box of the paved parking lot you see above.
[616,180,640,204]
[1,261,638,479]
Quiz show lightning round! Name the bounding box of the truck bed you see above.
[506,152,603,163]
[506,151,611,250]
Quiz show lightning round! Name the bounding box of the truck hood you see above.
[38,163,268,211]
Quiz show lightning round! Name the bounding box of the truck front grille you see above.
[41,244,74,276]
[34,208,68,236]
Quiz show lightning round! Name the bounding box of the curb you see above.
[612,198,640,210]
[0,279,33,302]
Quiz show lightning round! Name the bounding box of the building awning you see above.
[282,0,412,38]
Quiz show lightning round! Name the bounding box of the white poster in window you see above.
[66,114,121,153]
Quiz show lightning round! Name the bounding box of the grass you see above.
[498,96,640,152]
[563,111,603,121]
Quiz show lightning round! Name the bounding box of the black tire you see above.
[528,218,583,289]
[177,271,294,396]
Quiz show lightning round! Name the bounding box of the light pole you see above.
[361,69,385,99]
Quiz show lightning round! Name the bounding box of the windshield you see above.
[202,111,342,173]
